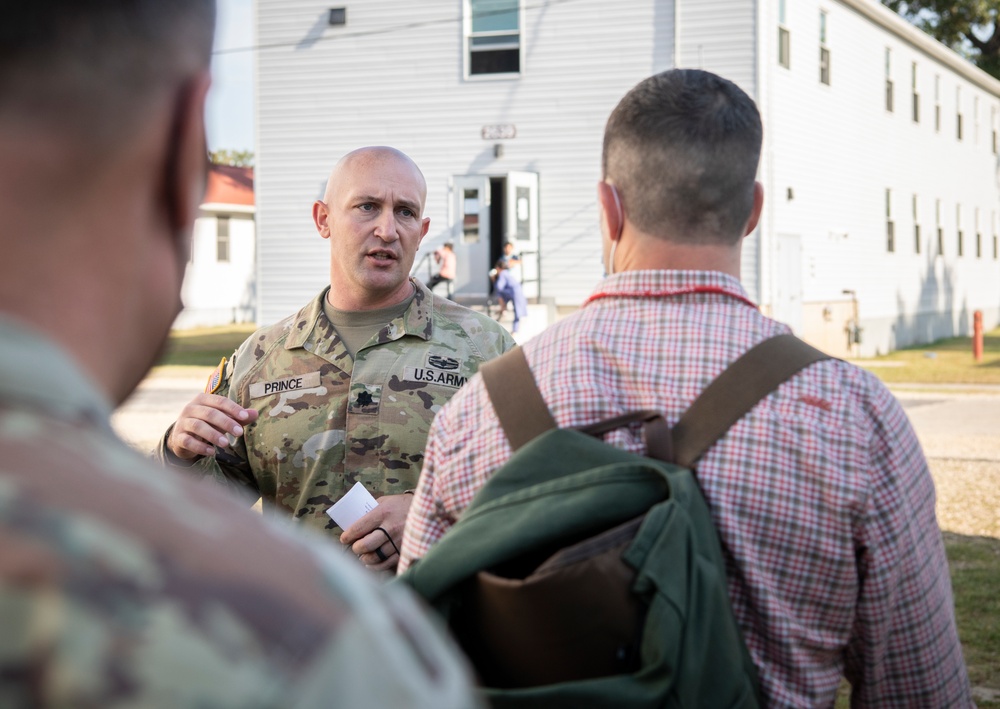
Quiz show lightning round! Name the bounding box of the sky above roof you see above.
[207,0,253,153]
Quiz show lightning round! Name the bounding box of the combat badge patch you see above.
[349,383,382,415]
[205,357,226,394]
[402,353,468,389]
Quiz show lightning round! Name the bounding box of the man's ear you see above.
[165,70,211,235]
[742,181,765,237]
[418,216,430,245]
[596,181,623,243]
[313,200,331,239]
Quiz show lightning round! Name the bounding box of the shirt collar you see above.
[285,279,436,354]
[0,316,114,430]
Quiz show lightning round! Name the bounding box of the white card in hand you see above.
[326,481,378,529]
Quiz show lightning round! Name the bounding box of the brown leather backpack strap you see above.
[672,334,831,469]
[480,347,557,452]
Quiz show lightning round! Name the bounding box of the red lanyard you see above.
[583,285,758,310]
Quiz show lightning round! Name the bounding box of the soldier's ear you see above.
[314,200,331,239]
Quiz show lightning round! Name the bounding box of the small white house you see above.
[174,164,257,329]
[253,0,1000,356]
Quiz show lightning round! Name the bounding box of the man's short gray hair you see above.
[602,69,763,245]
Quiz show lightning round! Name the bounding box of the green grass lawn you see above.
[853,326,1000,385]
[153,323,257,373]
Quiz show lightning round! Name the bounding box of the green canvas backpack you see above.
[400,334,829,708]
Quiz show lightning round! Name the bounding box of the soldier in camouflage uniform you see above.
[159,147,515,572]
[0,4,481,706]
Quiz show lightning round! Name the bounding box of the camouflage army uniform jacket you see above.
[158,279,515,537]
[0,316,481,708]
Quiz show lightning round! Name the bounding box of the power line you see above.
[212,0,586,56]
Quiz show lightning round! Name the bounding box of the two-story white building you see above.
[252,0,1000,356]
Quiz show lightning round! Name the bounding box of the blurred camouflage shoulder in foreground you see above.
[0,318,479,708]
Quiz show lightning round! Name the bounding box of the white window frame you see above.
[957,86,964,141]
[936,199,944,256]
[819,11,830,85]
[886,188,895,253]
[976,208,982,258]
[956,204,964,257]
[216,215,230,263]
[934,75,941,132]
[974,96,981,144]
[885,48,894,113]
[778,0,791,69]
[464,0,522,80]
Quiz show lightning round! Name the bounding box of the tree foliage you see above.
[882,1,1000,78]
[209,149,254,167]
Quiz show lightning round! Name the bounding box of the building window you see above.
[466,0,520,76]
[886,188,895,252]
[957,87,963,140]
[216,216,230,263]
[975,96,981,143]
[778,0,790,69]
[976,208,982,257]
[936,199,944,255]
[993,106,998,154]
[913,194,921,253]
[956,205,963,256]
[819,11,830,85]
[911,63,919,122]
[461,188,482,243]
[885,48,894,112]
[934,75,941,132]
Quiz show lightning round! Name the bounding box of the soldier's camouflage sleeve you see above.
[0,319,483,708]
[160,282,514,541]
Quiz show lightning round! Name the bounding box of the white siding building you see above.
[253,0,1000,357]
[175,165,257,329]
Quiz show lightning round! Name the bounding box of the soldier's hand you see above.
[341,493,413,572]
[167,393,259,460]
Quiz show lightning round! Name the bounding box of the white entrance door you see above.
[450,175,491,299]
[773,233,803,333]
[505,171,540,299]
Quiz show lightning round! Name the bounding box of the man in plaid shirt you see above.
[400,69,972,706]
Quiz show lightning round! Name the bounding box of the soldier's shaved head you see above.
[324,146,428,209]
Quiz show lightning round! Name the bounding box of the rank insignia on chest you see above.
[205,357,226,394]
[349,383,382,415]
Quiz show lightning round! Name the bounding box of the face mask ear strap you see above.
[607,183,624,276]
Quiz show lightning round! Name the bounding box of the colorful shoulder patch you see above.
[205,356,227,394]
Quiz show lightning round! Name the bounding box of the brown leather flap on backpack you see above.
[454,516,646,689]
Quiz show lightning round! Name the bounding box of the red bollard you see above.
[973,310,983,362]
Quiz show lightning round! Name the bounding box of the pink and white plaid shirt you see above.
[401,270,971,707]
